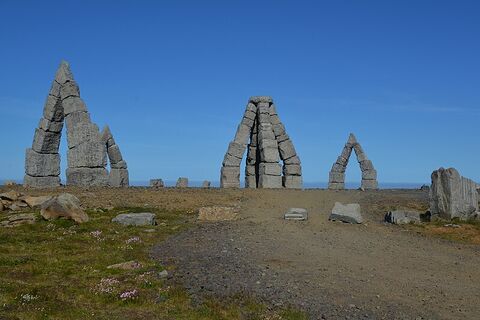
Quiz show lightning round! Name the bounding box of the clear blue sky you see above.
[1,0,479,184]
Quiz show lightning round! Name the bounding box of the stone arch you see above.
[220,96,302,189]
[328,133,378,190]
[24,61,128,187]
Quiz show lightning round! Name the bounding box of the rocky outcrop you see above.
[328,133,378,190]
[220,96,302,189]
[429,167,479,220]
[101,126,129,187]
[40,193,89,223]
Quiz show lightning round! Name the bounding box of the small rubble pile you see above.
[220,96,302,189]
[101,126,129,187]
[328,133,378,190]
[429,167,479,221]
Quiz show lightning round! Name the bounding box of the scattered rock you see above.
[107,260,142,270]
[198,206,239,221]
[284,208,308,221]
[150,179,164,188]
[0,213,37,227]
[329,202,363,224]
[429,167,478,220]
[40,193,89,223]
[176,177,188,188]
[158,270,169,279]
[444,224,461,228]
[202,180,211,188]
[112,212,156,226]
[0,190,22,202]
[384,210,425,225]
[21,195,53,208]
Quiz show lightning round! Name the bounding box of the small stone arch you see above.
[220,96,302,189]
[328,133,378,190]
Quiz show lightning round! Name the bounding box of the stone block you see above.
[233,124,251,145]
[176,177,188,188]
[60,80,80,100]
[49,81,61,98]
[284,155,301,165]
[111,160,128,169]
[245,164,256,176]
[269,104,278,115]
[107,145,123,164]
[258,128,275,141]
[25,148,60,177]
[272,123,286,137]
[361,179,378,190]
[66,122,101,149]
[226,141,246,159]
[362,169,377,180]
[329,202,363,224]
[62,96,87,116]
[202,181,211,188]
[283,164,302,176]
[245,175,257,188]
[67,142,107,168]
[359,160,374,172]
[150,179,164,188]
[355,151,367,162]
[331,162,346,173]
[38,118,63,133]
[23,175,61,188]
[276,133,289,142]
[278,139,296,160]
[329,171,345,183]
[260,147,280,163]
[241,116,254,128]
[284,208,308,221]
[384,210,424,225]
[259,139,278,150]
[328,182,345,190]
[222,153,242,167]
[246,145,257,162]
[270,114,281,125]
[42,95,64,122]
[108,168,129,187]
[246,102,257,113]
[220,166,240,188]
[249,96,273,104]
[340,146,353,160]
[66,167,108,186]
[112,213,156,226]
[55,61,74,84]
[259,163,282,176]
[65,111,91,131]
[429,167,478,220]
[243,110,257,121]
[283,175,303,189]
[32,129,61,154]
[258,174,282,188]
[336,156,349,166]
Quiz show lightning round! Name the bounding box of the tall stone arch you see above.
[328,133,378,190]
[24,61,128,187]
[220,96,302,189]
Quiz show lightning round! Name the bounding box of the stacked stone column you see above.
[220,96,302,189]
[328,133,378,190]
[101,126,129,187]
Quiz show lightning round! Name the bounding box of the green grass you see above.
[0,207,307,320]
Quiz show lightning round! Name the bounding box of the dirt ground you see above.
[3,186,479,319]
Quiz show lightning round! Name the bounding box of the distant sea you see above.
[1,179,426,190]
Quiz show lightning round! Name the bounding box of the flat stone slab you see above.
[329,202,363,224]
[112,212,156,226]
[284,208,308,221]
[384,210,425,225]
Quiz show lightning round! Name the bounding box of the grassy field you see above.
[0,207,306,320]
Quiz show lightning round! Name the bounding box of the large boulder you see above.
[40,193,89,223]
[429,167,479,220]
[329,202,363,224]
[384,210,425,225]
[112,213,156,226]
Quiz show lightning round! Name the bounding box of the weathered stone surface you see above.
[283,175,303,189]
[41,193,89,223]
[107,145,123,164]
[67,142,107,168]
[54,61,74,84]
[284,208,308,221]
[66,122,101,149]
[49,80,61,98]
[245,164,256,176]
[226,141,246,159]
[259,139,278,150]
[198,206,239,221]
[243,110,257,121]
[66,167,108,186]
[0,213,37,227]
[23,175,61,188]
[329,202,363,224]
[21,195,52,208]
[258,174,282,188]
[62,96,87,115]
[42,95,64,122]
[176,177,188,188]
[260,147,280,163]
[278,140,296,160]
[25,149,60,177]
[361,179,378,190]
[202,181,211,188]
[0,190,22,201]
[220,166,240,188]
[109,168,129,187]
[429,167,478,220]
[258,128,276,141]
[284,155,301,165]
[283,164,301,176]
[362,169,377,180]
[384,210,425,225]
[112,212,156,226]
[107,261,142,270]
[111,160,128,169]
[32,129,61,154]
[233,124,252,145]
[150,179,164,188]
[245,102,257,113]
[259,163,282,176]
[222,153,242,167]
[329,171,345,183]
[65,111,91,131]
[38,118,63,133]
[245,175,257,188]
[359,160,374,172]
[60,80,80,100]
[328,182,345,190]
[249,96,273,104]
